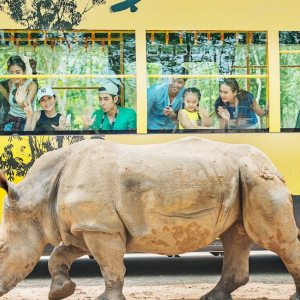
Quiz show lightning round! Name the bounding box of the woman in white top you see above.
[3,55,37,131]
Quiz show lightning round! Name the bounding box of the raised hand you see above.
[23,102,33,119]
[29,59,37,73]
[15,85,28,106]
[163,106,175,117]
[198,106,209,117]
[217,107,230,121]
[81,108,96,129]
[51,120,70,131]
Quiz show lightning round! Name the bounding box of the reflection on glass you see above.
[190,45,202,55]
[161,44,174,58]
[280,31,300,130]
[6,45,20,57]
[146,31,268,132]
[23,45,36,59]
[147,43,159,57]
[0,30,137,133]
[175,44,188,56]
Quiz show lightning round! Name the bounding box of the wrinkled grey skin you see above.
[0,137,300,300]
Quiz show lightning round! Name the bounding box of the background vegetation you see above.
[0,31,136,130]
[0,30,298,130]
[146,32,268,129]
[279,31,300,128]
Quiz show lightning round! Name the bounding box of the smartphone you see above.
[66,114,71,124]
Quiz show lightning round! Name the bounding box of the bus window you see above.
[146,31,269,133]
[0,30,137,134]
[280,31,300,131]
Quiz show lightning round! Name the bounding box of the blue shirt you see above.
[147,83,185,130]
[214,91,258,129]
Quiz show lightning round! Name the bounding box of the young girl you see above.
[3,55,38,131]
[178,87,212,129]
[24,87,69,131]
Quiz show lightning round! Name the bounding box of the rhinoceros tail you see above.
[0,169,8,192]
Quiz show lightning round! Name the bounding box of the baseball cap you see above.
[37,87,55,102]
[98,82,119,96]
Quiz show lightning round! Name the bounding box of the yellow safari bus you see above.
[0,0,300,242]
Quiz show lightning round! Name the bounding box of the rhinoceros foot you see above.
[48,274,76,300]
[290,292,300,300]
[200,289,232,300]
[96,291,126,300]
[0,287,8,297]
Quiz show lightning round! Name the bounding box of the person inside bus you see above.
[178,87,212,130]
[2,55,38,131]
[81,82,137,130]
[214,78,269,129]
[147,68,188,131]
[0,81,10,129]
[0,58,38,130]
[23,87,70,131]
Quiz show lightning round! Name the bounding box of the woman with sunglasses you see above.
[2,55,37,131]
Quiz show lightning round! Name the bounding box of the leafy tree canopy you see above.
[0,0,105,29]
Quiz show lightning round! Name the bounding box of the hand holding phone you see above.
[163,105,174,117]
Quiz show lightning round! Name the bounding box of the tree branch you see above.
[81,0,92,14]
[57,2,67,25]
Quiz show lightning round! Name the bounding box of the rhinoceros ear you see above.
[0,170,20,202]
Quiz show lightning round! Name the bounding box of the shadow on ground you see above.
[28,253,288,279]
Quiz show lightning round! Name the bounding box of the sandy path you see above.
[1,281,295,300]
[1,253,296,300]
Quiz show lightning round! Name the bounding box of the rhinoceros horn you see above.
[0,170,20,203]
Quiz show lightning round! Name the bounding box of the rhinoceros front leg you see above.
[201,221,253,300]
[83,231,126,300]
[48,243,88,300]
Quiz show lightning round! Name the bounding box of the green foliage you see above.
[145,32,271,129]
[0,32,137,130]
[280,44,300,128]
[147,63,162,87]
[0,0,105,29]
[0,30,299,131]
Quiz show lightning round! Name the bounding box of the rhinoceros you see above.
[0,137,299,300]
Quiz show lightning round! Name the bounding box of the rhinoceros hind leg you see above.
[96,291,126,300]
[83,231,126,300]
[48,243,88,300]
[290,292,300,300]
[200,289,232,300]
[201,220,253,300]
[243,184,300,299]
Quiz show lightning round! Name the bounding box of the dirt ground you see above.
[1,282,295,300]
[1,253,296,300]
